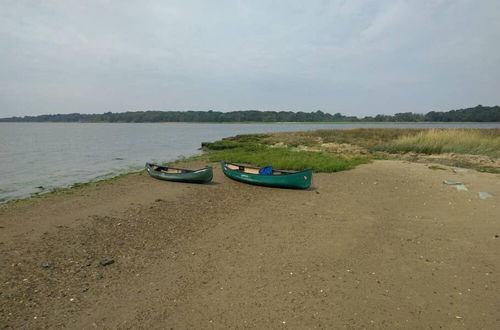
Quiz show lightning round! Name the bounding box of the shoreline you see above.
[3,125,500,204]
[2,121,500,124]
[0,154,209,206]
[0,171,138,206]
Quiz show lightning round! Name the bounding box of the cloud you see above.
[0,0,499,117]
[362,1,408,41]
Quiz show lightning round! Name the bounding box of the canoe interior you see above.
[225,162,308,175]
[147,163,205,174]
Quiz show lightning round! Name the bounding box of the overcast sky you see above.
[1,0,499,117]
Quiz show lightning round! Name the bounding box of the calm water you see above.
[1,122,499,202]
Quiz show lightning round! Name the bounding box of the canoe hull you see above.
[221,161,312,189]
[146,163,213,184]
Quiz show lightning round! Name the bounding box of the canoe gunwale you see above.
[145,162,211,173]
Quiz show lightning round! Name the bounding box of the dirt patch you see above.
[1,161,499,329]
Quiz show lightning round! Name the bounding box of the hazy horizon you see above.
[1,1,500,118]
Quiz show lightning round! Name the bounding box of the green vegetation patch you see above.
[202,134,271,150]
[201,140,253,150]
[201,134,269,150]
[203,133,370,172]
[224,133,271,143]
[208,146,369,172]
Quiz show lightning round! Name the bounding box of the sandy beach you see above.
[1,160,499,329]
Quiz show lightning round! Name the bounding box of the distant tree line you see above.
[1,105,499,123]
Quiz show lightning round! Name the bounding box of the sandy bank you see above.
[1,160,499,329]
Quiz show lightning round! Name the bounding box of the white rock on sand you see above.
[478,191,494,200]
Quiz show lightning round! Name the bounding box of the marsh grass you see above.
[263,128,425,148]
[204,132,370,172]
[388,129,500,158]
[225,128,500,158]
[208,147,369,172]
[203,128,500,173]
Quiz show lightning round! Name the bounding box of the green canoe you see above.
[146,163,213,183]
[221,160,312,189]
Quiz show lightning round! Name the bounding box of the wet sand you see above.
[1,160,499,329]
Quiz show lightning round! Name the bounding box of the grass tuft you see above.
[428,165,447,170]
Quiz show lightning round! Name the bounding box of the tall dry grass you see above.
[264,128,425,148]
[389,129,500,158]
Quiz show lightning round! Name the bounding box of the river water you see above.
[1,122,499,202]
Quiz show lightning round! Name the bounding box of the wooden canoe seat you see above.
[158,168,183,174]
[226,163,260,174]
[244,168,260,174]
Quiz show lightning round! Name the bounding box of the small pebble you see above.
[41,263,55,269]
[443,180,463,185]
[99,259,115,266]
